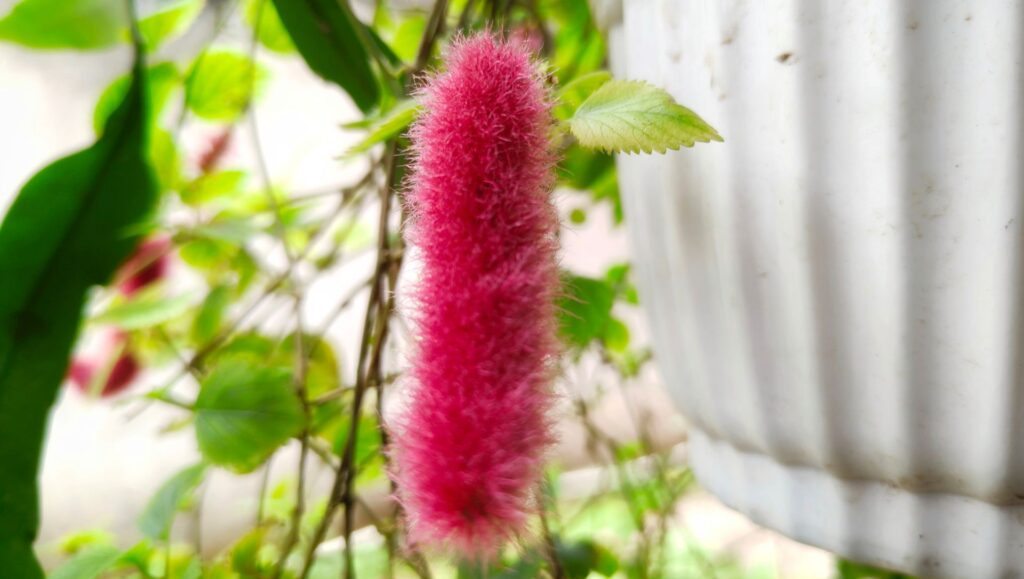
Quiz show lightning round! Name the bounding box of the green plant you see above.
[0,0,733,577]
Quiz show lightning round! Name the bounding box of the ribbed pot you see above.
[609,1,1024,576]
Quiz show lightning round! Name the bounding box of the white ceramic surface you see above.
[610,1,1024,576]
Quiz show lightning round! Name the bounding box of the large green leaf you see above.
[0,0,126,50]
[0,56,157,576]
[568,79,722,154]
[137,463,207,540]
[194,361,304,473]
[270,0,379,112]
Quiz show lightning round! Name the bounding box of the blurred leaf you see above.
[0,54,155,577]
[383,13,426,64]
[137,0,201,51]
[555,539,618,578]
[149,129,181,192]
[332,413,380,480]
[192,284,231,343]
[344,99,419,158]
[49,545,121,579]
[186,51,268,122]
[0,0,126,50]
[191,216,261,244]
[195,361,304,472]
[837,559,915,579]
[270,0,379,112]
[213,333,340,398]
[92,290,194,330]
[558,275,614,349]
[541,0,605,83]
[556,70,612,120]
[569,79,722,154]
[603,318,630,352]
[181,170,248,205]
[245,0,294,54]
[569,207,586,224]
[231,527,268,575]
[57,529,116,555]
[94,62,180,134]
[137,463,207,540]
[179,238,235,269]
[559,145,621,224]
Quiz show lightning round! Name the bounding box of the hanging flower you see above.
[392,33,559,558]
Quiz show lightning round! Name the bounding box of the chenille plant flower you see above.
[392,33,560,558]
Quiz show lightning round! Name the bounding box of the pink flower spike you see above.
[392,34,559,559]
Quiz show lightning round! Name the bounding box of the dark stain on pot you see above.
[776,51,795,64]
[907,20,919,31]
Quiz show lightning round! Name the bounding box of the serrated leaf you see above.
[555,70,611,120]
[0,51,156,578]
[49,545,121,579]
[137,463,207,540]
[194,361,304,472]
[344,100,419,158]
[270,0,379,113]
[568,79,722,154]
[92,290,194,330]
[0,0,126,50]
[186,51,268,122]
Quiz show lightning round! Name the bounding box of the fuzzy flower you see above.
[392,34,559,558]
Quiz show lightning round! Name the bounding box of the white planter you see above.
[610,1,1024,576]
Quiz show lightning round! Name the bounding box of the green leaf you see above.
[245,0,294,54]
[49,545,121,579]
[149,128,181,192]
[137,0,202,51]
[558,275,614,349]
[270,0,379,112]
[192,284,232,344]
[568,79,722,154]
[92,290,194,330]
[555,70,611,120]
[137,463,207,540]
[836,559,914,579]
[194,361,304,472]
[231,527,268,575]
[94,62,180,134]
[181,170,248,206]
[186,51,268,122]
[344,100,419,158]
[57,529,116,555]
[0,0,126,50]
[0,52,156,578]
